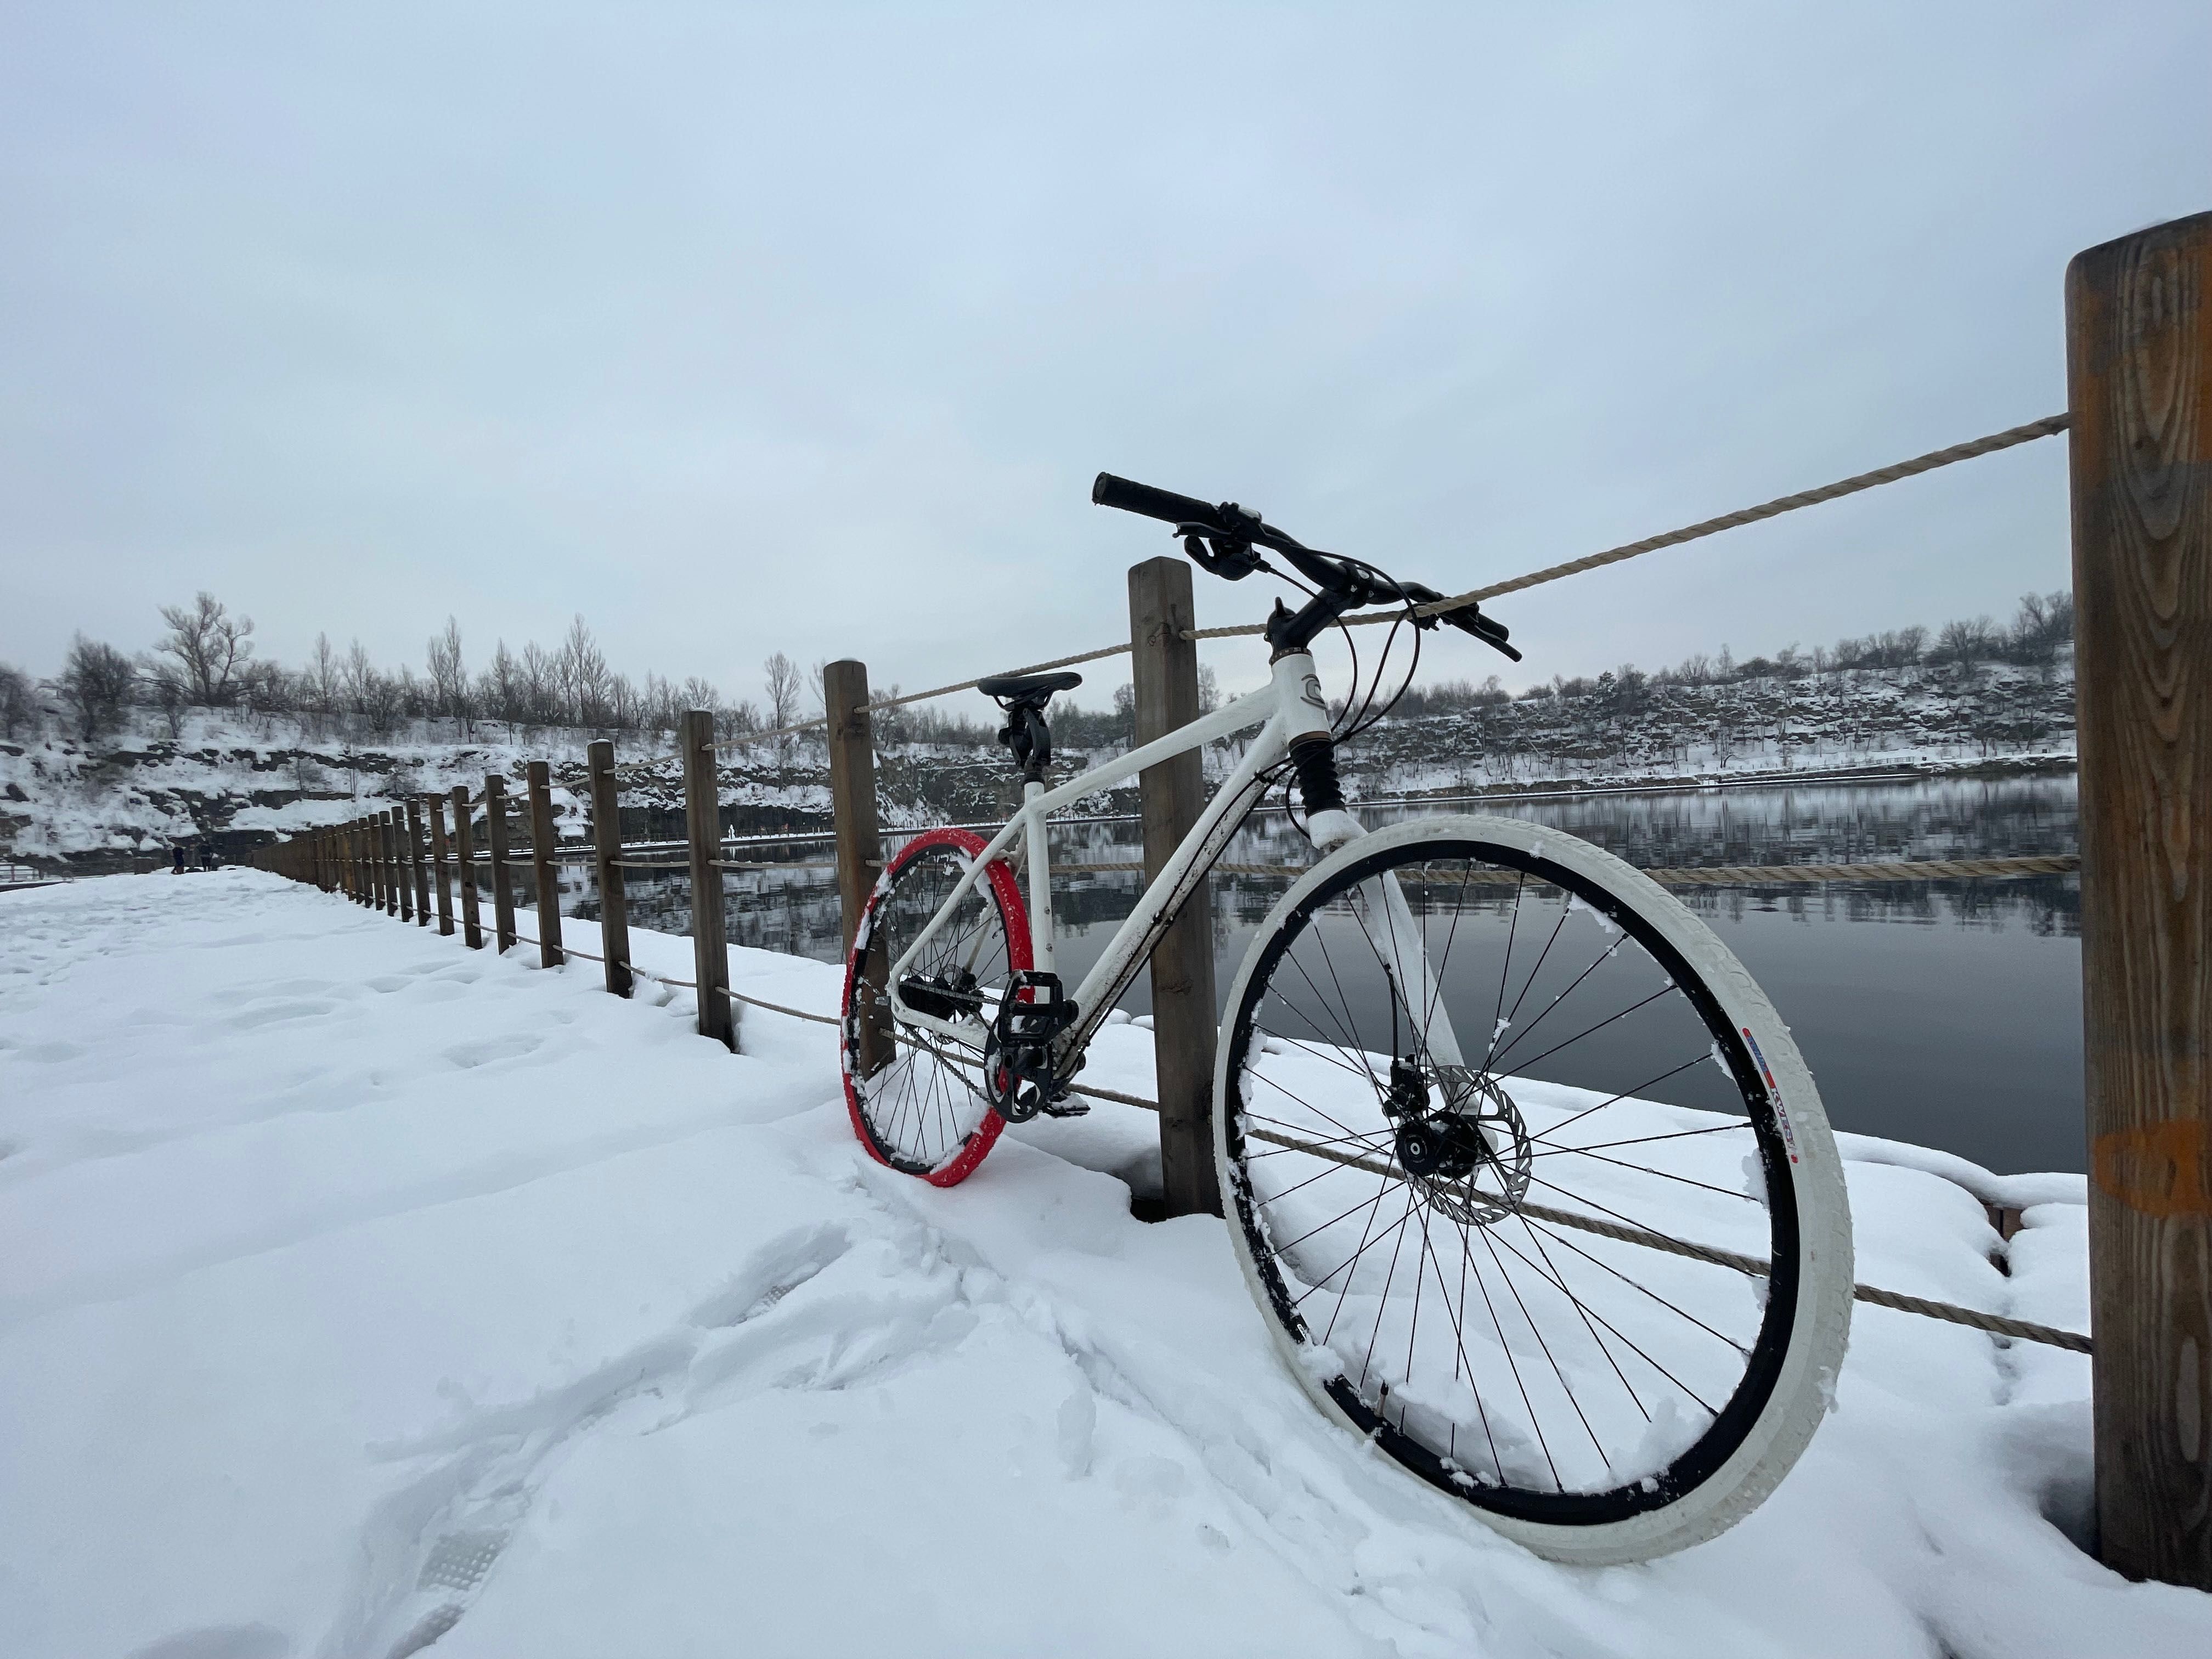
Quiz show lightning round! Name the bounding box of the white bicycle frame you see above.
[884,645,1470,1076]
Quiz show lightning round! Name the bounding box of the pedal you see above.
[1037,1093,1091,1119]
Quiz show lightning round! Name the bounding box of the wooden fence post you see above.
[375,814,392,913]
[383,811,402,917]
[484,775,518,952]
[382,811,399,915]
[450,786,483,948]
[427,794,455,936]
[680,709,736,1049]
[392,810,414,923]
[587,740,633,997]
[526,759,565,969]
[407,802,430,926]
[351,820,365,904]
[826,659,888,1076]
[2068,208,2212,1590]
[359,819,372,906]
[1128,556,1220,1219]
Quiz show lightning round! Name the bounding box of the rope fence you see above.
[591,412,2073,753]
[259,402,2097,1364]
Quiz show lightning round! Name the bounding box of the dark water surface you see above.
[566,773,2083,1176]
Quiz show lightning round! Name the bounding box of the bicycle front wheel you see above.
[1215,815,1852,1564]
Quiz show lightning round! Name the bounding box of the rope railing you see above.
[1192,413,2074,640]
[269,404,2097,1365]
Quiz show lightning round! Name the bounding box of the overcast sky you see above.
[3,3,2205,723]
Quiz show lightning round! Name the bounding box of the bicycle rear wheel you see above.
[1215,815,1852,1563]
[841,828,1030,1186]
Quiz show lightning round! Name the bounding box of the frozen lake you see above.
[574,771,2083,1176]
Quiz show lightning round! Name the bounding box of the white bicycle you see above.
[838,474,1852,1563]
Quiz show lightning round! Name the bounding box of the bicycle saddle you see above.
[975,670,1081,705]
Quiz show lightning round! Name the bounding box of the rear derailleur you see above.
[984,970,1089,1122]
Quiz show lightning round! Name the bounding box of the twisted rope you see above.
[1043,854,2078,884]
[340,880,2090,1350]
[1188,413,2072,640]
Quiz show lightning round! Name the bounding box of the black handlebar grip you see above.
[1091,473,1227,532]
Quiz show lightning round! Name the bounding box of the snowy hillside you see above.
[1,653,2075,873]
[3,870,2203,1658]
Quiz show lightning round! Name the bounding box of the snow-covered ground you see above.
[2,872,2203,1658]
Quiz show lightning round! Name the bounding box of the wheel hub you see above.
[1384,1060,1532,1226]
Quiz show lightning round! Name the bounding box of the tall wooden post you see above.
[351,821,365,904]
[376,813,394,913]
[588,740,633,997]
[450,786,483,948]
[2069,209,2212,1590]
[680,709,736,1049]
[484,775,518,952]
[384,811,402,916]
[393,810,414,923]
[427,794,455,937]
[407,802,430,925]
[526,760,566,969]
[825,660,888,1076]
[1129,556,1220,1218]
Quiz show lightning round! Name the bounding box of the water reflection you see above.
[552,774,2083,1176]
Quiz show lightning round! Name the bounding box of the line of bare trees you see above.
[0,597,847,753]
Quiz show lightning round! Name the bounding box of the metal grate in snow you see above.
[417,1528,508,1594]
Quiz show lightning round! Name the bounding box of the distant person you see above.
[171,845,186,875]
[198,842,216,871]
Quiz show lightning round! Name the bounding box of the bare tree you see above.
[304,634,342,733]
[426,617,470,735]
[763,652,803,731]
[343,640,376,719]
[58,635,136,741]
[762,652,805,760]
[519,640,557,727]
[479,640,522,731]
[0,663,36,739]
[155,592,255,706]
[558,615,611,727]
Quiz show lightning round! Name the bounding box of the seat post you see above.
[1023,777,1053,973]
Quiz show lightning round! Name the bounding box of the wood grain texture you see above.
[680,710,735,1049]
[586,741,632,997]
[450,786,483,949]
[2069,208,2212,1588]
[406,802,430,926]
[483,775,518,953]
[526,760,565,968]
[824,661,888,1076]
[1129,556,1221,1219]
[393,810,414,923]
[426,794,456,937]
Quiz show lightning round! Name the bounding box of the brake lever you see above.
[1400,583,1523,662]
[1174,523,1263,581]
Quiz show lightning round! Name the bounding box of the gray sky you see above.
[3,3,2206,723]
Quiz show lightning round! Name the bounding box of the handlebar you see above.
[1090,470,1521,662]
[1089,473,1229,533]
